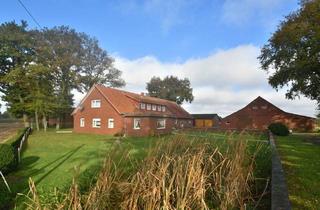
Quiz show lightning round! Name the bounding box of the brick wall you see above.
[73,88,124,135]
[221,97,315,132]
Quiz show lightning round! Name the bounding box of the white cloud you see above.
[110,44,317,118]
[3,44,317,118]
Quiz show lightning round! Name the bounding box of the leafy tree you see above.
[25,64,56,131]
[146,76,194,105]
[40,26,83,129]
[0,111,13,119]
[0,21,35,127]
[41,26,125,129]
[0,21,126,129]
[80,35,125,91]
[259,0,320,107]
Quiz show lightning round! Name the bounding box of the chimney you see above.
[140,92,145,96]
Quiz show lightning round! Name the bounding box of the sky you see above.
[0,0,318,117]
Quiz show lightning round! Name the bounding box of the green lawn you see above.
[276,134,320,209]
[3,130,158,208]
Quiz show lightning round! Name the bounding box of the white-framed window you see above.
[108,118,114,128]
[140,103,146,109]
[134,118,141,129]
[80,118,85,127]
[92,118,101,128]
[91,100,101,108]
[157,105,162,111]
[152,104,157,111]
[161,106,166,112]
[157,119,166,129]
[147,104,151,110]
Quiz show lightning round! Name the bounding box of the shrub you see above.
[268,123,289,136]
[0,144,15,174]
[0,181,14,210]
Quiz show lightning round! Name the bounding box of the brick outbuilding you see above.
[72,84,193,136]
[221,96,315,132]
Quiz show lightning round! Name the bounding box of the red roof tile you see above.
[92,84,191,119]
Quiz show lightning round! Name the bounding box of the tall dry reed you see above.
[23,134,264,210]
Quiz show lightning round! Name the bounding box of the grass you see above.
[0,130,271,209]
[0,130,159,208]
[275,133,320,209]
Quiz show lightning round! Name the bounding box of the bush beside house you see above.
[268,123,289,136]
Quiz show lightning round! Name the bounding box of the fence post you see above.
[17,147,21,163]
[0,171,11,193]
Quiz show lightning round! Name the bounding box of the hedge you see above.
[0,144,15,174]
[268,123,290,136]
[0,127,31,175]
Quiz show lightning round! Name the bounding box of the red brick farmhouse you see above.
[221,96,315,132]
[72,84,192,136]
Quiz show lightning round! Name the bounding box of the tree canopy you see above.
[0,20,125,130]
[146,76,194,105]
[259,0,320,107]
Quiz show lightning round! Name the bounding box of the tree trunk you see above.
[56,117,60,130]
[18,95,29,127]
[42,114,47,132]
[22,113,29,128]
[35,110,40,131]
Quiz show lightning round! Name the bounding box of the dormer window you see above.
[147,104,151,110]
[161,106,166,112]
[152,104,157,111]
[91,100,101,108]
[140,103,146,109]
[157,105,162,111]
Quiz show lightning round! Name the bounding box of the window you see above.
[108,118,114,128]
[157,119,166,129]
[152,104,157,111]
[91,100,101,108]
[261,105,267,109]
[252,106,258,110]
[80,118,85,127]
[147,104,151,110]
[161,106,166,112]
[92,118,101,128]
[134,118,141,129]
[140,103,146,109]
[157,105,162,111]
